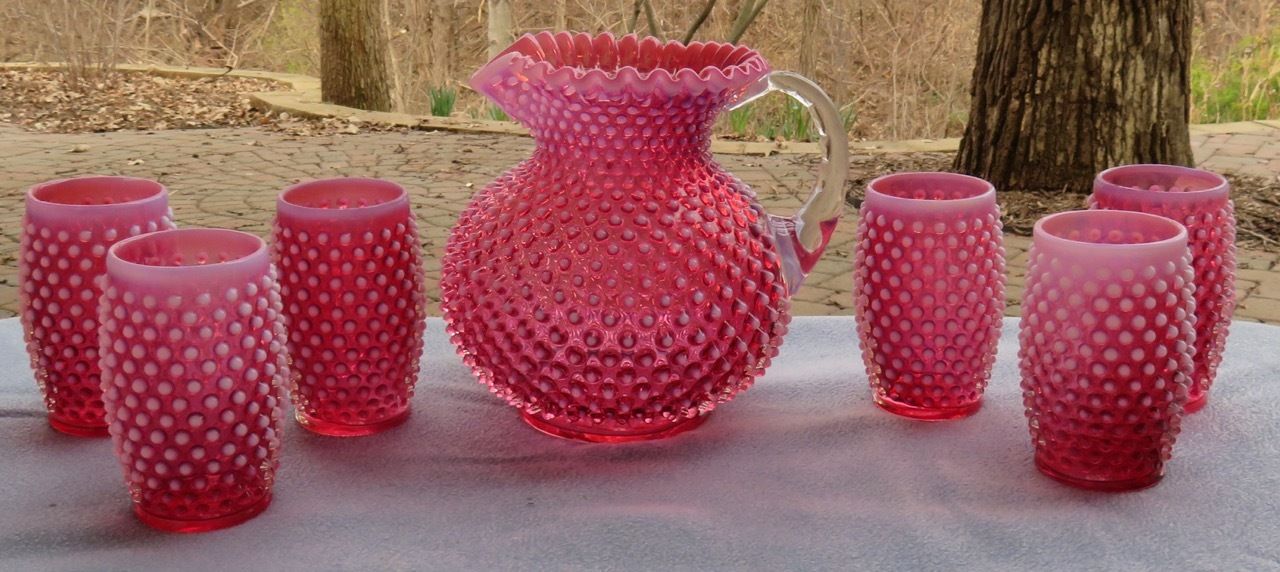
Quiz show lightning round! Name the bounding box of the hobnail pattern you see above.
[273,179,426,436]
[1091,164,1235,413]
[853,173,1006,420]
[1019,210,1196,491]
[99,228,286,532]
[19,176,175,436]
[444,32,802,442]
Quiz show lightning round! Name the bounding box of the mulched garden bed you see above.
[0,68,283,132]
[0,68,411,136]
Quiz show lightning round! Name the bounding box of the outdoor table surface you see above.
[2,316,1278,570]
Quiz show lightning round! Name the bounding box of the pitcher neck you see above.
[524,98,719,162]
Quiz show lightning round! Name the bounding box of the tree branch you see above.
[641,0,662,38]
[681,0,716,44]
[627,0,640,33]
[729,0,754,38]
[728,0,770,43]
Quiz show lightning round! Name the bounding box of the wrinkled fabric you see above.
[1,317,1277,571]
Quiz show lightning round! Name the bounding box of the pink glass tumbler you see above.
[273,179,426,436]
[99,228,287,532]
[1091,164,1234,413]
[20,176,175,436]
[853,173,1006,420]
[1020,210,1196,491]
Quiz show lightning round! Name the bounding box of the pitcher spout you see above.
[469,36,543,125]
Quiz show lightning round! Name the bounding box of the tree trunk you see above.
[319,0,393,112]
[382,0,404,111]
[487,0,514,59]
[555,0,568,31]
[429,0,454,85]
[954,0,1194,193]
[797,0,821,78]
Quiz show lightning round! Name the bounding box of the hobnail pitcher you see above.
[441,32,848,442]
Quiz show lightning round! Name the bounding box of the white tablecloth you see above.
[1,317,1278,571]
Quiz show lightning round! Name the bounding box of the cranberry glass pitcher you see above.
[442,32,848,442]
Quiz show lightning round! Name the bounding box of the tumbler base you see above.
[134,493,272,533]
[49,416,109,437]
[1035,456,1162,492]
[521,411,708,443]
[296,407,411,437]
[874,396,982,421]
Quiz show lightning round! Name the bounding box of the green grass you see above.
[467,105,509,122]
[1192,30,1280,123]
[486,106,509,121]
[727,106,753,137]
[427,86,457,117]
[778,98,813,141]
[716,98,859,142]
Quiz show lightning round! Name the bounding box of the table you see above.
[2,317,1278,570]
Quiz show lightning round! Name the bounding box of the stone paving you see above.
[1,122,1279,323]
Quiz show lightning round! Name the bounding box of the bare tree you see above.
[429,0,454,85]
[955,0,1195,192]
[728,0,769,43]
[487,0,513,59]
[319,0,393,111]
[682,0,716,44]
[797,0,820,76]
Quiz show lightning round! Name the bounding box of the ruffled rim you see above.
[1094,164,1230,205]
[471,32,771,102]
[277,178,409,222]
[106,228,270,289]
[1034,210,1187,252]
[25,176,170,222]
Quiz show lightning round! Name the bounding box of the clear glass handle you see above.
[732,71,849,295]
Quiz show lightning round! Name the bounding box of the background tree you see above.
[319,0,393,111]
[954,0,1195,193]
[639,0,767,44]
[487,0,514,59]
[797,0,821,77]
[429,0,456,85]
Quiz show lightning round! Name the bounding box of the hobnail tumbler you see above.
[99,228,287,532]
[273,178,426,436]
[1091,164,1235,413]
[852,173,1006,420]
[19,176,175,436]
[1019,210,1196,491]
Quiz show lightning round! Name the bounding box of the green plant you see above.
[839,103,857,134]
[727,106,753,137]
[1192,30,1280,123]
[428,85,457,117]
[486,106,509,122]
[777,98,813,141]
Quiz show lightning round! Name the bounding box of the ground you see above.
[2,121,1280,323]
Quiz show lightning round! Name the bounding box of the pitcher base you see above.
[521,411,708,443]
[1183,393,1208,414]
